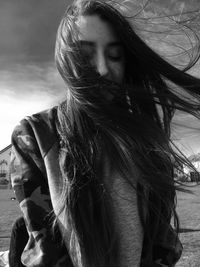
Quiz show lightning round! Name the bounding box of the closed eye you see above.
[108,54,124,61]
[107,46,124,62]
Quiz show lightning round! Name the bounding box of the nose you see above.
[95,51,109,78]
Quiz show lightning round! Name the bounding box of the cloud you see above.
[0,93,51,150]
[0,62,67,150]
[172,112,200,156]
[0,0,72,63]
[0,62,66,102]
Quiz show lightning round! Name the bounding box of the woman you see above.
[10,0,200,266]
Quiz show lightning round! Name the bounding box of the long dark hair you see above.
[54,0,200,266]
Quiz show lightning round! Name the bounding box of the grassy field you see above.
[0,185,200,266]
[0,187,21,251]
[176,185,200,267]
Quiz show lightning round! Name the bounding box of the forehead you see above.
[76,15,119,43]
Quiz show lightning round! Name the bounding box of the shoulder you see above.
[12,106,59,158]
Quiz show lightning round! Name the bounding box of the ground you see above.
[0,184,200,266]
[0,188,21,251]
[176,185,200,266]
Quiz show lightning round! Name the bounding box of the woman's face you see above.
[76,15,125,84]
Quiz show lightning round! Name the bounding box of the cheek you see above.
[110,62,125,83]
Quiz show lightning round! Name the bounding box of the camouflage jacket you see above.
[10,107,182,267]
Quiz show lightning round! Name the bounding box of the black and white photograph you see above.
[1,0,200,266]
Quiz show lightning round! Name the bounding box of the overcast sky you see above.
[1,0,200,157]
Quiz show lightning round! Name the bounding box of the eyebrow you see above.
[78,40,123,48]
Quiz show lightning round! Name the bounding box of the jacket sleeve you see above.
[10,118,72,267]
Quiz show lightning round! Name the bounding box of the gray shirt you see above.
[103,160,144,267]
